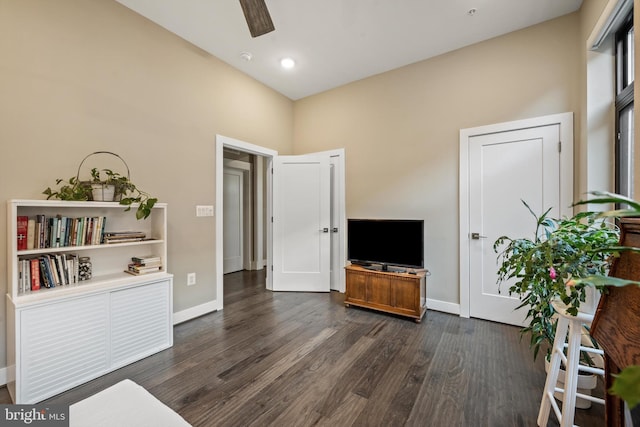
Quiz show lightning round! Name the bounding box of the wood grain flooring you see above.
[0,270,606,426]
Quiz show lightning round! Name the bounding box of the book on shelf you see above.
[126,255,162,275]
[39,257,53,288]
[131,255,161,264]
[47,255,61,287]
[17,216,28,251]
[30,258,40,291]
[18,260,27,293]
[126,263,162,275]
[26,219,35,250]
[36,214,46,249]
[104,231,147,244]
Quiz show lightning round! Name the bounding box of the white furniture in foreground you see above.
[6,200,173,404]
[537,301,605,427]
[70,379,191,427]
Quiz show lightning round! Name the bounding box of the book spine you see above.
[76,218,84,247]
[39,257,51,288]
[55,254,67,286]
[100,216,106,244]
[46,255,59,287]
[30,258,40,291]
[26,219,36,250]
[55,216,62,248]
[24,260,30,293]
[37,214,45,248]
[48,217,56,248]
[83,217,90,245]
[58,216,67,247]
[18,260,25,293]
[70,218,78,247]
[17,216,28,251]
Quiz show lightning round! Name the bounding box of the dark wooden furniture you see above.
[344,264,426,322]
[591,218,640,426]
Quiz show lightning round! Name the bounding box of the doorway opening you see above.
[216,135,276,311]
[216,135,346,311]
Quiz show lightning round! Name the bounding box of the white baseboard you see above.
[426,298,460,315]
[249,260,266,270]
[172,300,220,325]
[0,366,8,386]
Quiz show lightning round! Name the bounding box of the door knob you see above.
[321,228,329,233]
[332,227,339,233]
[471,232,487,240]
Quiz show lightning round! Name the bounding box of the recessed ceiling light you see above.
[280,57,296,69]
[467,8,478,16]
[240,52,253,61]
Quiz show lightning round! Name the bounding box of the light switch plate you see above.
[196,205,214,217]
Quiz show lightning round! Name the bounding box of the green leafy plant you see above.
[493,200,621,361]
[89,168,157,220]
[43,176,91,201]
[43,169,157,220]
[572,191,640,409]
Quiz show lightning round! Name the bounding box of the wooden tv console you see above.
[344,264,427,322]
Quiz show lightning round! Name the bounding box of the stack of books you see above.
[104,231,147,244]
[126,255,162,275]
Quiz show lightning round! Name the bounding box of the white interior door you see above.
[223,168,243,274]
[329,158,340,291]
[272,154,331,292]
[460,113,573,326]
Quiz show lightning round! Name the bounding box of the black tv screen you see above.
[347,219,424,270]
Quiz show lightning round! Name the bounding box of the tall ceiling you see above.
[115,0,583,100]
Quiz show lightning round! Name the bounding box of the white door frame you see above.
[216,135,278,310]
[458,112,574,318]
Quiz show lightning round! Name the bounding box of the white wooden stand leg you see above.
[537,301,605,427]
[537,316,569,426]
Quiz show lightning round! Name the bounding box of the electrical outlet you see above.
[187,272,196,286]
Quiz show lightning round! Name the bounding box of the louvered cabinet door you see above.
[19,294,109,404]
[110,279,173,368]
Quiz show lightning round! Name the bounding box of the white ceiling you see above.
[115,0,583,100]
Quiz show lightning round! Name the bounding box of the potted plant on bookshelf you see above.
[43,152,158,220]
[90,167,117,202]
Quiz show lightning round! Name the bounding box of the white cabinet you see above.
[6,200,173,404]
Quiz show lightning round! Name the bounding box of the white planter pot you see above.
[544,358,597,409]
[91,184,115,202]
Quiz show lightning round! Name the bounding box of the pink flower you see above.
[549,267,557,280]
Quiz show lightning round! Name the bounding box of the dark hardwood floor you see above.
[0,270,605,426]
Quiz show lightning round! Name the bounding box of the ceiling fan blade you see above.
[239,0,275,38]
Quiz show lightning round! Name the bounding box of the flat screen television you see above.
[347,219,424,272]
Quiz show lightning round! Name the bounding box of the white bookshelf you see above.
[6,199,173,403]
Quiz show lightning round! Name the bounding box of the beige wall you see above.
[0,0,293,366]
[293,13,582,306]
[0,0,623,371]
